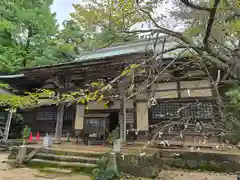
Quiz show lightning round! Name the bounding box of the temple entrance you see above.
[108,112,119,133]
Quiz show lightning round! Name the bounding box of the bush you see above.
[97,155,109,170]
[92,168,119,180]
[92,153,120,180]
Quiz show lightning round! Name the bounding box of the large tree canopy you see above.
[70,0,149,50]
[0,0,81,72]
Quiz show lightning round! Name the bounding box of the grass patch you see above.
[26,161,95,175]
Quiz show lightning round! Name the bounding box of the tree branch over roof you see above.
[203,0,221,47]
[179,0,211,11]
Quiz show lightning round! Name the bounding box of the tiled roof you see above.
[75,36,178,62]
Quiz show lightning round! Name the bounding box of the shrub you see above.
[92,168,119,180]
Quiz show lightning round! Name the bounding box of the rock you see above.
[16,145,27,165]
[106,152,118,172]
[0,162,12,170]
[113,139,121,153]
[174,159,186,168]
[186,159,198,169]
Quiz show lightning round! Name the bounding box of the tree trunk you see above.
[3,109,13,142]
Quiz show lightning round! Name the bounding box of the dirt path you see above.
[157,170,236,180]
[0,168,236,180]
[0,168,91,180]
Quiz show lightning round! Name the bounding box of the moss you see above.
[26,161,95,175]
[41,149,106,158]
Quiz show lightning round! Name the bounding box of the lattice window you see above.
[99,119,106,128]
[151,102,181,119]
[85,119,98,128]
[37,111,56,121]
[126,108,134,124]
[63,111,74,121]
[181,102,213,119]
[150,101,213,120]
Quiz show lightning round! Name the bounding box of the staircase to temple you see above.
[8,147,106,174]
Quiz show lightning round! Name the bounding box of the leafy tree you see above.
[52,20,83,62]
[0,0,81,71]
[99,0,240,140]
[70,0,147,50]
[170,0,240,53]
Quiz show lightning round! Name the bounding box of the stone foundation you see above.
[8,146,240,178]
[117,150,240,177]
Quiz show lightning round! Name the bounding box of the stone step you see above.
[28,159,97,173]
[34,153,99,164]
[41,167,72,174]
[40,148,106,158]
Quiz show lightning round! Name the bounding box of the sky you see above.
[51,0,80,24]
[51,0,177,31]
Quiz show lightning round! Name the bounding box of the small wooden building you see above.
[1,37,219,144]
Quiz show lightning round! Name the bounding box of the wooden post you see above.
[54,104,64,144]
[3,109,13,142]
[119,81,126,142]
[53,76,65,144]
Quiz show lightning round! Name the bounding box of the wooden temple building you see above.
[0,37,219,144]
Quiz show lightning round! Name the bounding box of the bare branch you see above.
[179,0,211,11]
[203,0,221,46]
[125,48,187,101]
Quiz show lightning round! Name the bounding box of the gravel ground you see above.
[0,168,91,180]
[0,168,236,180]
[157,170,236,180]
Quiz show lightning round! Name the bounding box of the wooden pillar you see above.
[54,104,64,144]
[54,76,65,144]
[74,104,85,144]
[136,102,149,140]
[3,109,13,142]
[119,81,127,142]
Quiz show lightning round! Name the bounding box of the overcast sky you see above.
[51,0,80,24]
[51,0,176,31]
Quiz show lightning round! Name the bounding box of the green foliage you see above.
[171,0,240,47]
[70,0,144,50]
[97,155,109,170]
[0,0,58,70]
[106,127,120,145]
[92,153,120,180]
[0,0,80,72]
[0,82,56,109]
[224,86,240,143]
[92,168,120,180]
